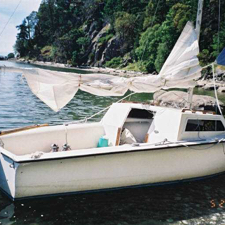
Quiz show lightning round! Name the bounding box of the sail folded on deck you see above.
[0,22,202,112]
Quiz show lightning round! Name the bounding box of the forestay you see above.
[0,22,202,112]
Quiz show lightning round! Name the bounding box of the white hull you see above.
[1,141,225,199]
[1,103,225,200]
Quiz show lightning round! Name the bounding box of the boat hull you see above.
[1,142,225,200]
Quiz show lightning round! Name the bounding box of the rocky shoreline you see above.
[152,90,224,114]
[15,59,225,113]
[197,80,225,93]
[17,59,147,77]
[17,59,225,90]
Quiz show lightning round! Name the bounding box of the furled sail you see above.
[157,21,202,88]
[0,22,202,112]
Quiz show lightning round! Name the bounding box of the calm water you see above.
[1,61,225,225]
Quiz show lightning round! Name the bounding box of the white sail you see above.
[158,21,202,87]
[0,22,202,112]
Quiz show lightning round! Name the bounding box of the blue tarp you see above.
[216,48,225,66]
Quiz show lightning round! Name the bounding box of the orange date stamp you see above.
[210,199,225,208]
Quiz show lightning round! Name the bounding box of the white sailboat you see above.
[1,3,225,200]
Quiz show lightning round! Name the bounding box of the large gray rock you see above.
[218,87,225,93]
[88,21,98,37]
[84,23,122,66]
[203,83,219,90]
[99,35,121,65]
[88,23,111,66]
[152,90,224,114]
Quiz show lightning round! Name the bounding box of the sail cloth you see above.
[0,22,202,112]
[158,21,202,88]
[216,48,225,66]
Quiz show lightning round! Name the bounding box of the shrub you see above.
[105,57,122,68]
[98,34,114,44]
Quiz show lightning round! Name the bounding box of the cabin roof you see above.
[102,102,225,145]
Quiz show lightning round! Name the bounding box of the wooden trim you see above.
[144,134,149,143]
[115,128,122,146]
[0,124,49,136]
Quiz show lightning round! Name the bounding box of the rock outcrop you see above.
[152,90,224,114]
[81,22,124,67]
[99,36,121,65]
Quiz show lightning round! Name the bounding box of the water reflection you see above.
[1,175,225,224]
[0,203,14,225]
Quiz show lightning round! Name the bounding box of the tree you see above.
[14,19,30,57]
[114,12,137,52]
[7,53,15,59]
[53,28,84,63]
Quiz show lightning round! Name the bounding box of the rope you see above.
[0,0,22,38]
[180,139,223,150]
[140,138,225,151]
[64,92,136,125]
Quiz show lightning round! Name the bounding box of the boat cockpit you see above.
[0,102,225,158]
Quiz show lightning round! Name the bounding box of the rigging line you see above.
[64,92,137,125]
[85,92,136,121]
[0,0,22,38]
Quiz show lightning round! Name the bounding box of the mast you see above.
[187,0,204,109]
[195,0,204,42]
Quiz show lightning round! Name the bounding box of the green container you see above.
[97,136,109,147]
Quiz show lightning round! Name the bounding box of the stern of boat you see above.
[0,147,17,200]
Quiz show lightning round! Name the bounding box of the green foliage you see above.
[41,46,52,56]
[76,37,90,47]
[198,49,211,66]
[143,0,169,29]
[14,0,225,71]
[88,53,95,61]
[76,37,90,54]
[105,57,123,68]
[124,62,145,72]
[135,24,161,72]
[53,28,84,63]
[98,34,114,44]
[211,24,225,58]
[114,12,136,42]
[7,53,15,59]
[155,43,169,72]
[71,51,78,66]
[171,3,191,32]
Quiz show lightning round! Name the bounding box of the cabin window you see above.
[185,119,225,132]
[127,109,153,119]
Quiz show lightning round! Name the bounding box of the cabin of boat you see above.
[1,102,225,200]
